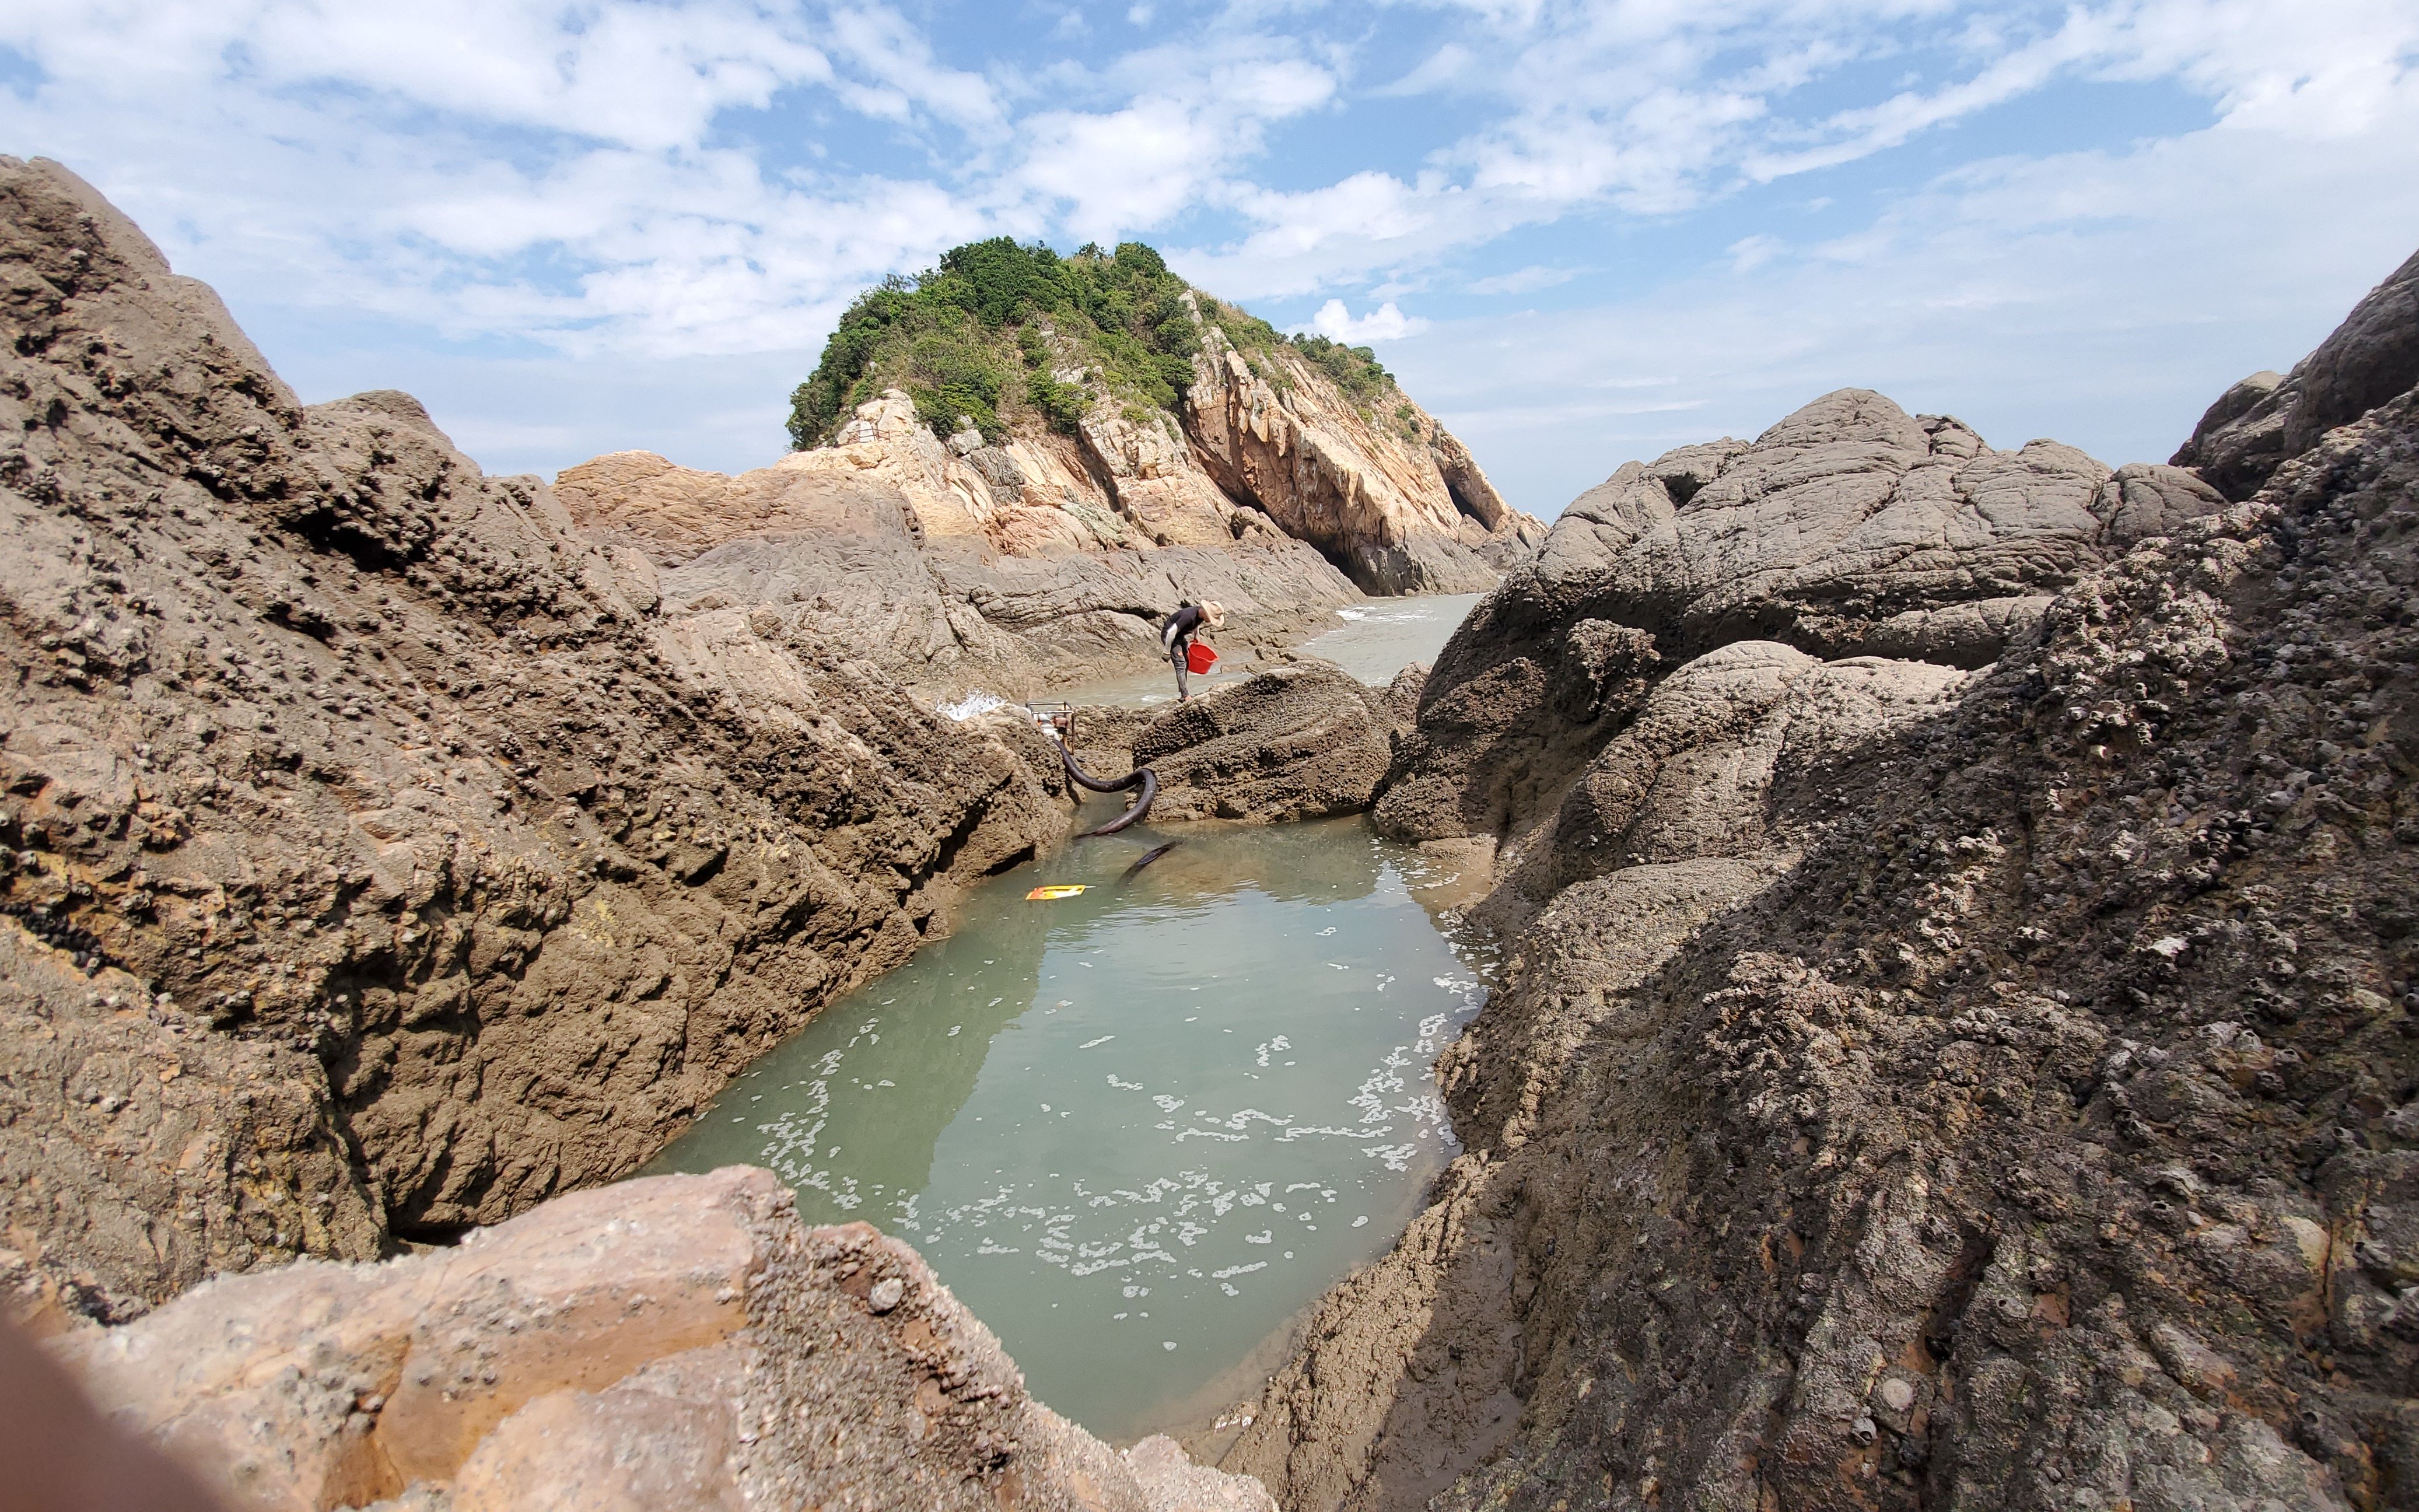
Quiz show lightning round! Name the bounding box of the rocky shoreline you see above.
[0,154,1495,1315]
[8,142,2416,1512]
[1216,252,2419,1509]
[0,154,1485,1511]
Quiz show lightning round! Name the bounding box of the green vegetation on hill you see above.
[783,238,1402,449]
[1289,334,1394,405]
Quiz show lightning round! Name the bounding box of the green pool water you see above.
[642,816,1488,1441]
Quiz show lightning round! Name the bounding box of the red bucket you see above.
[1185,642,1218,675]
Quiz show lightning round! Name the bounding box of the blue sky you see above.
[5,1,2417,517]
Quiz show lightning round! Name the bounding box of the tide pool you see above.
[644,817,1487,1441]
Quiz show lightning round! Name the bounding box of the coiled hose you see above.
[1053,726,1158,837]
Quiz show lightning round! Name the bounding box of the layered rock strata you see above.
[1226,253,2419,1510]
[54,1167,1272,1512]
[555,438,1360,701]
[0,156,1066,1315]
[1181,335,1546,594]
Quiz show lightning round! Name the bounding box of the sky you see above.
[4,1,2417,519]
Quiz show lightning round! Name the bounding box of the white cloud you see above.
[1727,236,1783,274]
[1371,43,1475,96]
[1192,0,2419,299]
[1464,264,1580,295]
[1304,299,1430,342]
[0,0,993,366]
[0,0,2410,492]
[1393,85,2419,517]
[1009,40,1336,245]
[825,5,1002,130]
[36,0,835,152]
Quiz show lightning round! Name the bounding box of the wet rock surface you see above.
[0,156,1068,1312]
[54,1167,1272,1512]
[1226,249,2419,1509]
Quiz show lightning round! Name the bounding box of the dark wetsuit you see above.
[1160,604,1207,700]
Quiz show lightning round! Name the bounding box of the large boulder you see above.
[558,449,1041,691]
[53,1168,1273,1512]
[1527,390,2120,667]
[1476,641,1969,926]
[1374,387,2234,855]
[2174,246,2419,499]
[1128,663,1406,823]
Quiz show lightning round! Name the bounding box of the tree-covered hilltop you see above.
[785,237,1402,449]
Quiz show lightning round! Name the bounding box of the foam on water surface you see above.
[937,689,1012,720]
[644,817,1489,1441]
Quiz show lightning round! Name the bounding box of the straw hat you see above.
[1201,600,1227,628]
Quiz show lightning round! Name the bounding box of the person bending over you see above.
[1160,600,1224,702]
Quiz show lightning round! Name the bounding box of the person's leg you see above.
[1170,638,1189,701]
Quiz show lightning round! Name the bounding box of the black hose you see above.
[1083,768,1157,836]
[1120,841,1179,880]
[1056,739,1158,836]
[1059,746,1147,795]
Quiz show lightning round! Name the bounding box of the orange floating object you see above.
[1025,885,1087,901]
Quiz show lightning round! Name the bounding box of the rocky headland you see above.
[1220,252,2419,1508]
[548,238,1545,704]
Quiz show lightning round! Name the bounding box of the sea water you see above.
[1300,592,1484,687]
[643,817,1488,1441]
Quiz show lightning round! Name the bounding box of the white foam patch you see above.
[938,690,1011,720]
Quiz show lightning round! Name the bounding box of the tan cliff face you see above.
[1182,331,1543,594]
[552,433,1366,702]
[562,285,1546,611]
